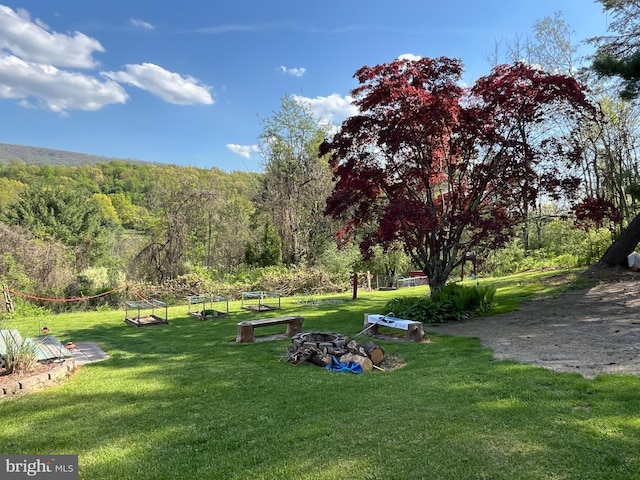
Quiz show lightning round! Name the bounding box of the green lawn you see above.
[1,269,639,479]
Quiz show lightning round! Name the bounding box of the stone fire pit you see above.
[291,332,346,351]
[287,331,388,371]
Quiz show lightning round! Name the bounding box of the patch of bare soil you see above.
[430,269,640,379]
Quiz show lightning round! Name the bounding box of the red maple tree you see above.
[573,197,621,231]
[321,57,595,294]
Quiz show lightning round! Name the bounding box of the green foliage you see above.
[357,244,410,287]
[0,155,615,305]
[128,266,349,304]
[257,94,336,265]
[0,253,33,292]
[1,182,109,270]
[4,184,76,242]
[11,300,51,317]
[484,220,614,277]
[591,0,640,99]
[0,223,75,300]
[66,267,127,309]
[76,267,122,291]
[627,182,640,201]
[245,223,282,267]
[0,177,25,209]
[89,193,121,226]
[108,193,147,229]
[435,282,496,314]
[384,283,496,323]
[317,243,361,275]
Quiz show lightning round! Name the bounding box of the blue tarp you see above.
[325,355,363,374]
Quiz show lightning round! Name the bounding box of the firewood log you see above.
[339,353,373,372]
[326,346,347,356]
[309,352,332,367]
[363,341,385,365]
[287,346,318,365]
[346,339,367,357]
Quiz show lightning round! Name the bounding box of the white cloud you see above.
[292,93,358,125]
[0,5,214,112]
[226,144,259,159]
[397,53,422,61]
[0,53,127,113]
[102,63,214,105]
[0,5,104,69]
[130,18,154,30]
[279,65,306,77]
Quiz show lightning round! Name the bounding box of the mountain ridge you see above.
[0,142,149,167]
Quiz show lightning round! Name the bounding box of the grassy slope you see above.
[1,270,638,480]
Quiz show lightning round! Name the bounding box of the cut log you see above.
[347,339,359,350]
[363,341,385,365]
[309,351,332,367]
[347,339,385,365]
[326,346,347,357]
[339,353,373,372]
[346,339,367,357]
[287,346,319,365]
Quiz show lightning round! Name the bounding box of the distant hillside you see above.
[0,142,148,167]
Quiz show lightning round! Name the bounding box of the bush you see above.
[384,283,496,324]
[483,222,614,277]
[1,332,38,375]
[434,283,496,314]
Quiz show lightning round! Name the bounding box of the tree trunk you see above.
[598,213,640,267]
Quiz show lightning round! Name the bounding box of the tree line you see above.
[2,1,640,302]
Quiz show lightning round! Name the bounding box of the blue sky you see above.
[0,1,609,172]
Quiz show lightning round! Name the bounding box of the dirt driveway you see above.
[429,270,640,379]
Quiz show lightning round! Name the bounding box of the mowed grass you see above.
[1,269,639,479]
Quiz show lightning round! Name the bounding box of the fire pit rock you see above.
[291,332,346,351]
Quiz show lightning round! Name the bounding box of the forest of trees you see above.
[2,3,640,307]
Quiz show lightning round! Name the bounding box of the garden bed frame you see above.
[187,294,229,320]
[241,291,281,311]
[125,299,169,327]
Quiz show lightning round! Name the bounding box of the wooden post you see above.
[352,273,358,300]
[2,285,14,314]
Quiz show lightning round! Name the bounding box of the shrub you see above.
[434,283,496,315]
[1,332,38,375]
[11,299,51,317]
[384,283,496,324]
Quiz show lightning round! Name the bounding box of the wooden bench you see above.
[363,314,424,342]
[236,316,304,343]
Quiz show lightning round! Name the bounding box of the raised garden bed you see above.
[187,295,229,320]
[125,299,169,327]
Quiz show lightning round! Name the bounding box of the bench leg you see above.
[236,325,255,343]
[285,319,303,337]
[406,323,424,342]
[362,320,379,336]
